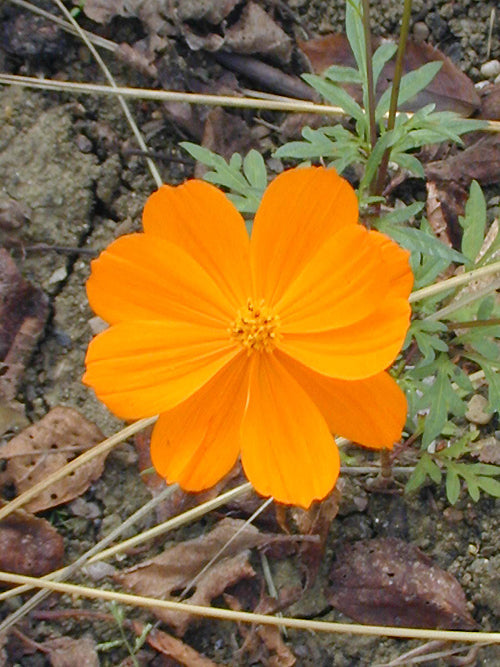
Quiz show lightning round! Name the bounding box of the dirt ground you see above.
[0,0,499,665]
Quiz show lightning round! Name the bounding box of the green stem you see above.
[409,260,500,303]
[372,0,413,195]
[361,0,377,151]
[446,318,500,329]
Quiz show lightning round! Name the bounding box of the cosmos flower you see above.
[83,167,413,508]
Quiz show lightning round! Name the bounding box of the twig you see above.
[0,571,498,644]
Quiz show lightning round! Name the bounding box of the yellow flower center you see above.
[230,299,281,353]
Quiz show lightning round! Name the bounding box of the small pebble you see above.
[480,60,500,78]
[413,21,429,42]
[75,133,92,153]
[48,266,67,284]
[465,394,492,425]
[88,315,108,335]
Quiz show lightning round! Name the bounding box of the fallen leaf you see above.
[174,0,240,24]
[0,406,105,512]
[471,436,500,465]
[300,35,480,115]
[195,107,260,178]
[425,180,466,249]
[480,81,500,120]
[115,517,269,635]
[425,135,500,189]
[224,2,292,64]
[133,624,221,666]
[0,508,64,576]
[41,635,99,667]
[327,538,477,629]
[0,248,49,405]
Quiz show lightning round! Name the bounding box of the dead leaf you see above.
[426,135,500,189]
[480,81,500,120]
[195,107,259,178]
[115,517,268,635]
[0,248,49,405]
[41,635,99,667]
[425,180,466,249]
[327,538,477,629]
[174,0,240,24]
[224,2,292,64]
[471,436,500,464]
[0,406,105,512]
[133,624,221,666]
[300,35,480,115]
[0,508,64,576]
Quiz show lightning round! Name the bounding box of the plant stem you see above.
[361,0,377,151]
[373,0,413,195]
[409,260,500,303]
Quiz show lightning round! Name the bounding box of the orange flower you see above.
[83,167,413,508]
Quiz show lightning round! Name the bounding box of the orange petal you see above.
[251,167,358,304]
[278,351,407,448]
[277,225,389,333]
[368,230,413,299]
[87,234,236,327]
[240,353,339,508]
[143,180,252,306]
[278,298,411,380]
[83,320,238,419]
[150,353,249,491]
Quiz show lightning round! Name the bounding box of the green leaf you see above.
[376,61,443,121]
[345,0,366,79]
[422,366,449,447]
[372,41,397,87]
[325,65,362,83]
[476,476,500,497]
[391,152,425,178]
[243,150,267,191]
[459,180,487,265]
[379,224,465,264]
[302,74,366,126]
[445,465,461,504]
[378,201,424,226]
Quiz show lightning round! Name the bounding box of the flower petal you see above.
[240,353,339,508]
[277,226,390,333]
[278,298,411,380]
[87,234,236,327]
[368,230,413,299]
[278,351,407,448]
[251,167,358,304]
[150,353,249,491]
[83,320,238,419]
[143,180,252,306]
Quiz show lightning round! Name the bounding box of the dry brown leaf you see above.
[426,135,500,189]
[133,624,221,666]
[300,35,480,115]
[425,180,465,249]
[195,107,259,178]
[327,538,477,629]
[174,0,240,24]
[0,248,49,405]
[0,406,105,512]
[41,635,99,667]
[224,2,292,64]
[115,517,268,635]
[0,508,64,576]
[480,82,500,120]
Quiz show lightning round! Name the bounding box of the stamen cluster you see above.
[230,299,280,353]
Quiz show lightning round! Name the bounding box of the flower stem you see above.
[361,0,377,151]
[409,260,500,303]
[373,0,413,195]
